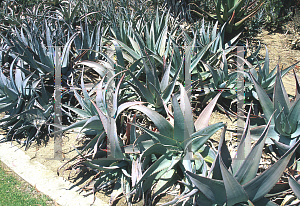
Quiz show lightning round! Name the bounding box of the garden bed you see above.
[1,28,299,205]
[1,0,300,205]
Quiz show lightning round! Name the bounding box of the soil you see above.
[1,22,300,206]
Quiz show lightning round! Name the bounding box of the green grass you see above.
[0,162,56,206]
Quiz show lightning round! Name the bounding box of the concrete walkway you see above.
[0,142,107,206]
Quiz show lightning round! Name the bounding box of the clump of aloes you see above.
[250,67,300,146]
[191,0,265,35]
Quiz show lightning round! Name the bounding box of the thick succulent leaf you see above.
[202,61,221,87]
[195,192,214,206]
[234,113,274,185]
[157,24,168,56]
[113,74,126,117]
[108,118,124,159]
[80,68,91,106]
[124,137,159,154]
[293,69,300,100]
[253,198,279,206]
[114,39,140,60]
[271,138,291,154]
[210,125,231,180]
[61,32,78,68]
[132,152,173,191]
[125,59,141,75]
[141,143,167,159]
[9,57,18,93]
[147,81,164,108]
[129,105,173,138]
[288,97,300,133]
[232,106,252,175]
[170,39,182,74]
[161,58,183,103]
[281,61,300,79]
[152,169,179,201]
[131,156,142,187]
[96,73,107,111]
[126,70,155,104]
[199,145,217,164]
[76,61,108,77]
[250,125,279,144]
[195,91,222,131]
[128,35,140,55]
[61,104,91,119]
[40,79,50,105]
[4,86,18,101]
[160,53,173,92]
[185,171,226,205]
[52,118,102,134]
[274,68,290,118]
[219,153,249,205]
[91,101,123,158]
[191,40,216,71]
[116,101,144,118]
[103,71,123,117]
[131,123,177,146]
[183,122,225,152]
[0,103,16,114]
[185,36,194,76]
[77,116,104,135]
[142,168,169,192]
[112,41,125,72]
[172,96,187,143]
[243,138,300,202]
[250,73,274,124]
[179,84,194,135]
[262,45,269,79]
[275,106,291,136]
[288,176,300,200]
[222,50,228,80]
[127,114,137,146]
[21,72,35,95]
[92,132,106,159]
[73,89,91,114]
[0,69,9,89]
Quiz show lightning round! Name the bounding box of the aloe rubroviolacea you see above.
[185,108,300,205]
[250,67,300,145]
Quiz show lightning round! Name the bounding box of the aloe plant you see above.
[246,46,300,97]
[200,50,238,100]
[288,176,300,203]
[183,108,300,205]
[191,0,265,35]
[185,19,240,65]
[58,81,224,204]
[0,57,53,148]
[250,67,300,146]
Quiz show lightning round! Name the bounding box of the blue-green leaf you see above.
[195,91,222,131]
[250,72,274,124]
[288,176,300,200]
[234,113,274,185]
[243,139,300,202]
[129,105,173,138]
[219,153,249,205]
[172,96,186,143]
[185,171,226,205]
